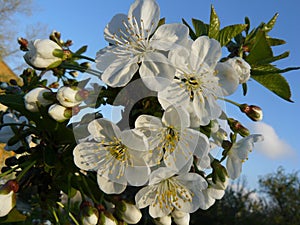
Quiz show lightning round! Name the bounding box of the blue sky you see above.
[13,0,300,188]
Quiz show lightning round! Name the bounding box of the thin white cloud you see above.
[251,122,295,159]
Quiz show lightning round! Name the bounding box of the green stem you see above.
[57,202,80,225]
[73,54,95,62]
[218,97,241,107]
[0,166,18,179]
[16,160,36,182]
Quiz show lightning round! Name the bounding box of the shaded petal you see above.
[164,145,193,172]
[121,129,148,151]
[102,57,139,87]
[216,62,239,96]
[97,174,126,194]
[151,24,189,51]
[234,134,264,160]
[158,80,190,110]
[226,156,242,179]
[135,115,163,131]
[128,0,160,36]
[149,167,176,185]
[168,46,191,73]
[99,161,127,185]
[135,185,157,208]
[88,119,121,142]
[0,191,14,217]
[96,46,119,72]
[104,13,130,44]
[140,52,175,91]
[73,142,106,171]
[126,165,150,186]
[162,105,190,129]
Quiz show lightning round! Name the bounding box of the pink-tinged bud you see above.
[48,104,71,122]
[0,180,19,217]
[240,104,263,121]
[24,87,53,112]
[23,39,62,69]
[227,118,250,137]
[18,37,28,51]
[115,200,142,224]
[80,201,99,225]
[56,86,83,108]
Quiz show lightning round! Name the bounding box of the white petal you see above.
[164,147,193,172]
[168,46,191,73]
[207,188,225,200]
[125,165,150,186]
[140,52,175,91]
[190,36,221,71]
[121,129,148,151]
[104,13,130,44]
[151,24,189,51]
[226,156,242,179]
[149,167,176,185]
[101,57,139,87]
[162,105,190,128]
[158,80,190,110]
[73,142,107,171]
[97,174,126,194]
[128,0,160,36]
[135,185,156,209]
[0,191,14,217]
[149,202,172,218]
[135,115,163,131]
[96,46,119,72]
[234,134,264,160]
[216,62,239,96]
[88,119,121,142]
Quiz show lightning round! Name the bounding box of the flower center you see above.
[103,137,127,162]
[109,16,155,59]
[153,177,194,210]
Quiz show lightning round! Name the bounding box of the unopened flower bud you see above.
[80,62,91,69]
[226,57,251,84]
[23,39,62,69]
[227,118,250,137]
[239,104,263,121]
[115,200,142,224]
[48,104,72,122]
[98,211,118,225]
[0,180,19,217]
[24,87,53,112]
[80,201,99,225]
[56,86,83,108]
[65,40,73,47]
[69,71,79,77]
[18,37,28,51]
[171,210,190,225]
[153,215,172,225]
[49,82,60,89]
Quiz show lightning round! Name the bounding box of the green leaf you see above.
[75,45,88,55]
[251,73,293,102]
[192,18,209,37]
[246,30,273,64]
[266,37,286,46]
[157,17,166,27]
[218,24,248,46]
[245,16,250,34]
[262,13,279,32]
[255,51,290,65]
[208,5,220,39]
[251,64,300,75]
[182,18,197,40]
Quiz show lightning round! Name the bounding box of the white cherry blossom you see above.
[134,105,210,172]
[158,36,239,126]
[226,134,264,179]
[135,167,208,218]
[96,0,189,91]
[73,119,151,194]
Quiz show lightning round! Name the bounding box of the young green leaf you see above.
[262,13,279,32]
[75,45,88,55]
[266,37,286,46]
[251,73,293,102]
[182,18,197,40]
[192,18,209,37]
[218,24,248,46]
[208,5,220,39]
